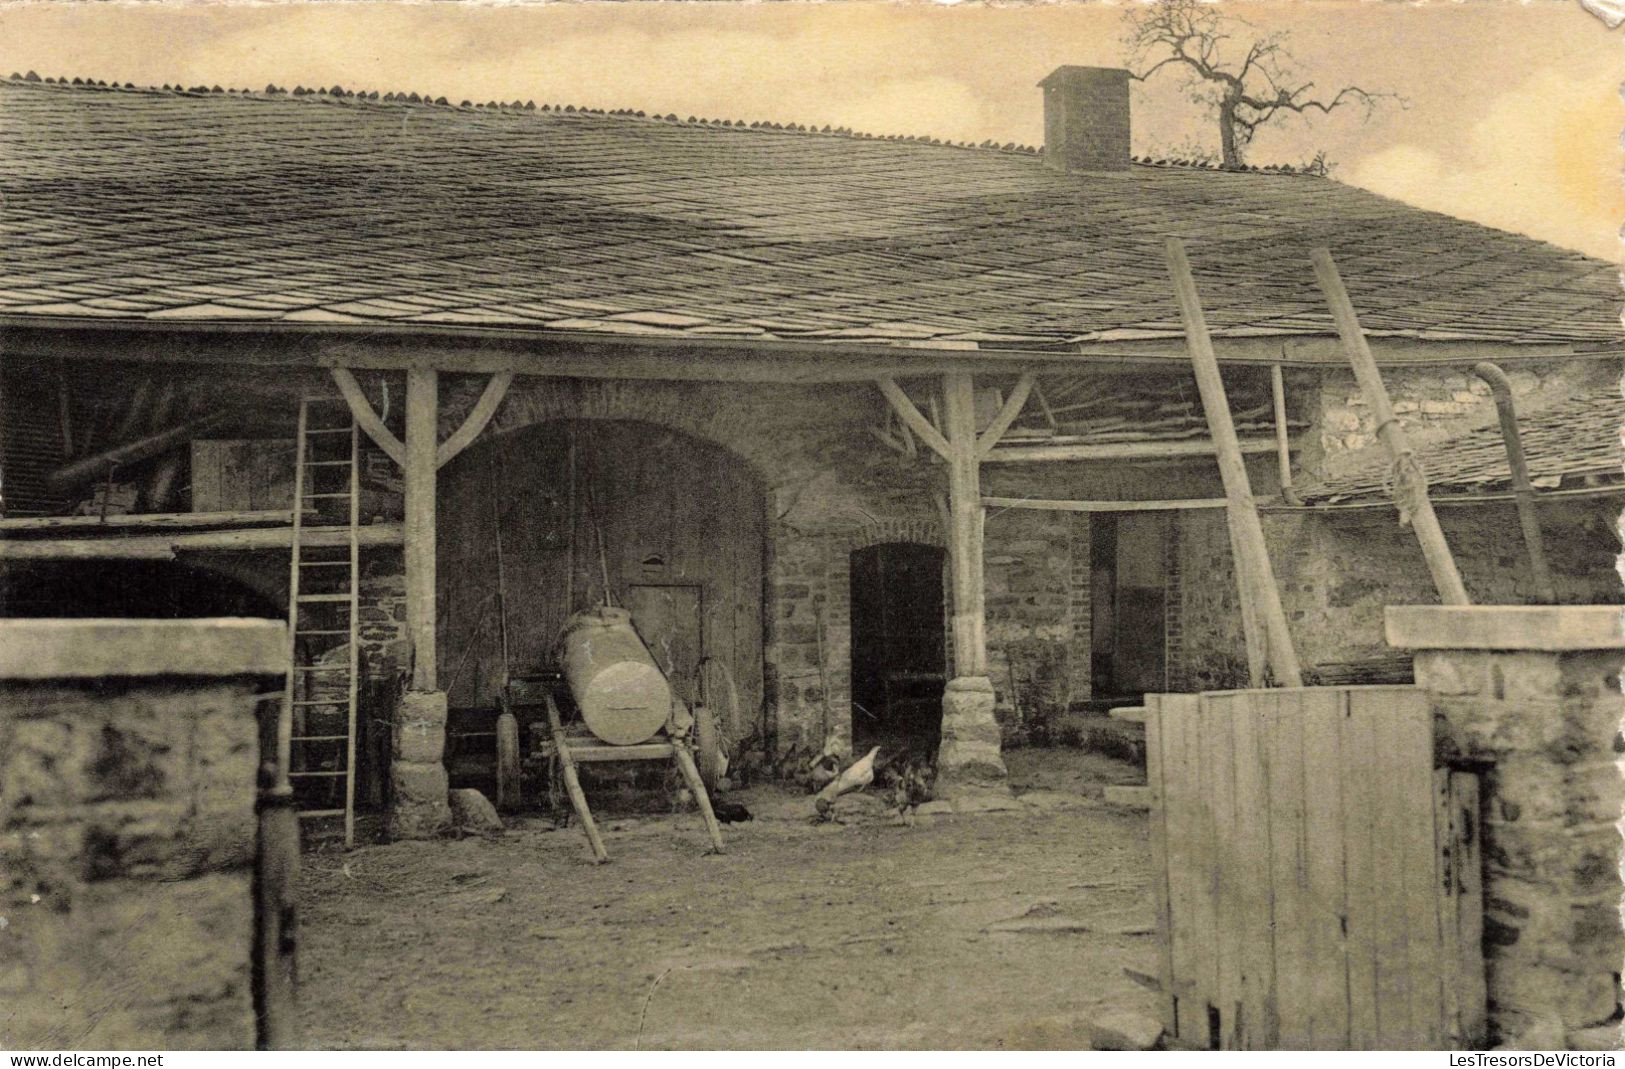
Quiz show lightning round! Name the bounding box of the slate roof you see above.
[0,77,1619,355]
[1298,384,1625,503]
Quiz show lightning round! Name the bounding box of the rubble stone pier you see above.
[1388,605,1624,1049]
[0,619,285,1050]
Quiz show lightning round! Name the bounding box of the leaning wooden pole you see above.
[1473,362,1557,604]
[1310,248,1470,606]
[1164,238,1303,687]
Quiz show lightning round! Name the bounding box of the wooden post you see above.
[404,367,438,691]
[1270,363,1302,505]
[942,372,987,676]
[1310,249,1470,606]
[1226,510,1268,688]
[1164,238,1303,687]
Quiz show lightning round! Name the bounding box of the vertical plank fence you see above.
[1145,686,1485,1050]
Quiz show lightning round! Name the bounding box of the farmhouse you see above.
[1,66,1619,847]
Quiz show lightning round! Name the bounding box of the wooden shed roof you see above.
[1,77,1619,357]
[1299,384,1625,503]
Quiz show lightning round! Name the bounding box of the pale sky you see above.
[1,1,1620,260]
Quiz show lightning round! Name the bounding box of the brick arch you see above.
[447,376,785,485]
[838,517,947,553]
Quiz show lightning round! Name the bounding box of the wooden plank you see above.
[0,523,403,560]
[0,508,301,532]
[1300,688,1352,1049]
[1448,771,1487,1048]
[983,437,1277,464]
[1396,688,1446,1047]
[1145,695,1179,1036]
[982,496,1228,513]
[1340,688,1382,1050]
[1202,691,1242,1049]
[1229,689,1278,1049]
[1310,250,1469,605]
[1164,239,1302,687]
[1183,695,1220,1049]
[1157,693,1199,1043]
[1109,705,1148,723]
[1264,689,1311,1048]
[1358,688,1415,1046]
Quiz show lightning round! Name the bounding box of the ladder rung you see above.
[298,809,347,818]
[298,560,352,568]
[302,493,353,500]
[292,734,351,742]
[291,698,350,707]
[295,629,351,636]
[294,665,350,673]
[303,427,353,436]
[289,770,348,778]
[305,460,354,467]
[298,593,353,603]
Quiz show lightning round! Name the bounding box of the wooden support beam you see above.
[404,368,439,691]
[0,523,403,560]
[983,496,1227,513]
[331,368,406,467]
[876,377,951,460]
[1165,238,1302,687]
[1310,249,1470,606]
[437,372,513,468]
[984,437,1276,464]
[1,509,305,532]
[942,372,987,676]
[976,373,1036,456]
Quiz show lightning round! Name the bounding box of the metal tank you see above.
[557,606,671,745]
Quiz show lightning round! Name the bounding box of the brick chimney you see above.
[1039,66,1131,173]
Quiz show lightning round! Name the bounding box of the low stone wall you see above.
[1388,605,1625,1048]
[0,619,286,1051]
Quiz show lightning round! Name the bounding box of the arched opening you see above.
[849,541,946,755]
[436,419,766,737]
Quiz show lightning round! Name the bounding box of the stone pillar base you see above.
[388,689,450,840]
[935,675,1009,798]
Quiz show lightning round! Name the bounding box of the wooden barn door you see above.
[1145,686,1485,1050]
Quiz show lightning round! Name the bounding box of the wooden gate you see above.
[1144,686,1485,1050]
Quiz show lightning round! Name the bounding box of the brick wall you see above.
[0,619,284,1050]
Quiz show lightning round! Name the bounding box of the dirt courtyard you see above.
[297,749,1159,1050]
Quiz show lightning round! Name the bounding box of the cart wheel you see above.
[694,703,723,792]
[495,711,521,812]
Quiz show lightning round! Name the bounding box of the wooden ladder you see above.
[282,393,361,847]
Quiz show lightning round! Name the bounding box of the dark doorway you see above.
[849,542,947,753]
[1090,512,1170,701]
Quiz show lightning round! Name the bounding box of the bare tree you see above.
[1125,0,1393,169]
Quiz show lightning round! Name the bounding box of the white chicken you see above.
[813,745,880,822]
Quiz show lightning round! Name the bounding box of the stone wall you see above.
[0,619,286,1050]
[1302,358,1614,480]
[1177,499,1623,686]
[1387,606,1625,1048]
